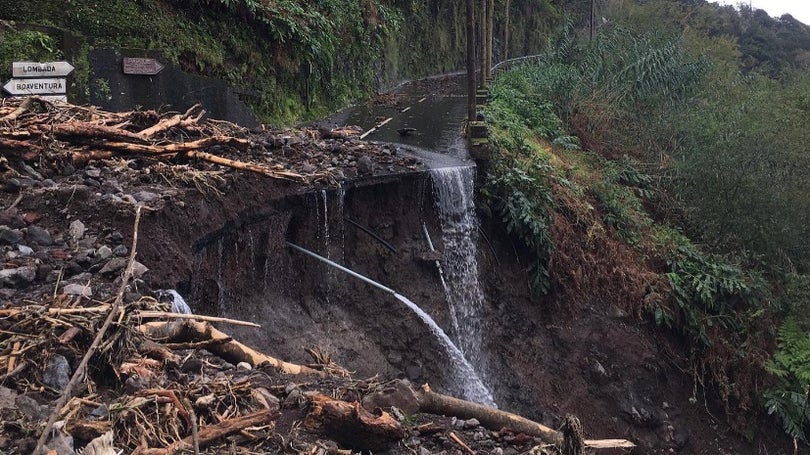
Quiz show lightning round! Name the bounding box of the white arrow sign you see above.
[12,61,74,78]
[3,78,67,95]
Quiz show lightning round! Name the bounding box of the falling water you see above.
[393,293,495,406]
[430,166,488,375]
[285,241,494,406]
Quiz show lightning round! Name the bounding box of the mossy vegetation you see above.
[1,0,554,125]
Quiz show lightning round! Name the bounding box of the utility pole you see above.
[467,0,477,122]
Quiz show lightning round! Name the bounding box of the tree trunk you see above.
[304,393,404,452]
[480,0,488,88]
[503,0,511,61]
[466,0,477,121]
[361,381,636,450]
[415,385,563,445]
[487,0,495,72]
[137,320,324,376]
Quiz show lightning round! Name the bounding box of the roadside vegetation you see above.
[483,2,810,448]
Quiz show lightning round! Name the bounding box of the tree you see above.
[467,0,477,121]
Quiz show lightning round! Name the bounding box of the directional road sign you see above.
[12,61,74,78]
[3,78,67,95]
[123,58,165,75]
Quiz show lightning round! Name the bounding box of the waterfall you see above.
[430,166,489,380]
[286,242,495,406]
[392,294,495,406]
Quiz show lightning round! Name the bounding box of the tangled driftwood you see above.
[0,97,343,183]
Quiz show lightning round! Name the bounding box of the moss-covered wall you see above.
[0,0,557,125]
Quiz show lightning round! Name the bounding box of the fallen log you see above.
[363,381,635,450]
[137,320,324,376]
[415,383,564,446]
[185,150,306,182]
[35,121,149,143]
[304,393,404,452]
[138,408,278,455]
[138,104,205,138]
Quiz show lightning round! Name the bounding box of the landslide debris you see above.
[0,97,609,454]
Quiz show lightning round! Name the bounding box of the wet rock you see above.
[125,375,151,394]
[452,417,481,430]
[99,258,127,274]
[0,226,23,245]
[254,387,281,412]
[181,357,204,373]
[0,386,17,409]
[0,266,37,287]
[673,430,689,451]
[237,362,252,371]
[133,190,160,203]
[90,403,110,419]
[15,394,48,420]
[362,379,420,414]
[358,156,375,175]
[26,225,53,246]
[109,231,124,244]
[113,245,128,257]
[620,392,662,428]
[69,220,86,242]
[5,177,35,192]
[43,354,72,391]
[85,167,102,178]
[99,257,148,277]
[22,212,42,224]
[62,283,93,298]
[0,210,23,228]
[590,359,609,385]
[17,244,33,256]
[96,245,113,260]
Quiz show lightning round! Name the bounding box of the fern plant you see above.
[764,318,810,443]
[484,163,555,295]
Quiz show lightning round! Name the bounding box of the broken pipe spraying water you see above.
[285,241,495,406]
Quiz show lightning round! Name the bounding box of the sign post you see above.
[3,61,74,102]
[12,61,74,78]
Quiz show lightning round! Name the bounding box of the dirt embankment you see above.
[0,97,790,454]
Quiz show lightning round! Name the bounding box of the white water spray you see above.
[430,166,490,383]
[286,241,494,406]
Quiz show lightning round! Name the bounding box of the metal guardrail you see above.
[490,54,546,72]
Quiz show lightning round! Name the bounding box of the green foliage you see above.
[672,70,810,266]
[590,157,654,244]
[0,30,62,81]
[652,229,765,349]
[764,318,810,442]
[484,159,554,295]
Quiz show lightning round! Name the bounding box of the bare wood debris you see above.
[0,97,633,454]
[0,96,424,189]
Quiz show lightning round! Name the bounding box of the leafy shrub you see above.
[484,160,555,295]
[764,318,810,443]
[652,228,765,349]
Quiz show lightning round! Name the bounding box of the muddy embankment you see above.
[127,165,778,454]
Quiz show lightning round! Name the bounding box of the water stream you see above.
[392,293,495,406]
[430,166,488,373]
[286,241,494,406]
